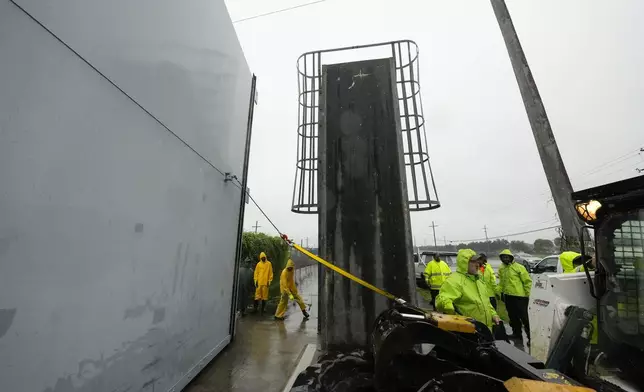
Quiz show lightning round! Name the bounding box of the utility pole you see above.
[483,225,491,253]
[443,236,447,246]
[306,237,309,248]
[430,221,438,248]
[252,220,261,233]
[490,0,582,240]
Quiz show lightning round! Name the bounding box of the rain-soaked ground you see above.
[185,266,319,392]
[186,266,527,392]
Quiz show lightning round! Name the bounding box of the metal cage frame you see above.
[291,40,440,214]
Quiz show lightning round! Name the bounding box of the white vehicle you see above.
[529,255,560,275]
[413,251,457,288]
[529,271,594,363]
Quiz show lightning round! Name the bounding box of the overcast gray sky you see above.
[228,0,644,248]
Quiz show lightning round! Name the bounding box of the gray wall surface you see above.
[0,1,252,391]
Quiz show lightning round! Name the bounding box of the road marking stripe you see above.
[282,343,317,392]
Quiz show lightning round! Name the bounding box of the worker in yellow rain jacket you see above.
[254,252,273,315]
[559,251,594,273]
[424,253,452,309]
[275,259,310,320]
[478,253,498,310]
[435,249,500,330]
[559,251,600,344]
[498,249,532,344]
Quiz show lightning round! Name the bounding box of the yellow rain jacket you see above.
[497,249,532,297]
[424,259,452,290]
[280,259,299,295]
[480,263,497,298]
[275,259,307,317]
[254,252,273,286]
[435,249,498,329]
[560,251,586,273]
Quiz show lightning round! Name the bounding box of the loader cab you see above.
[572,175,644,378]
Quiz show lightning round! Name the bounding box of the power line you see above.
[581,150,639,176]
[500,216,560,231]
[468,218,559,241]
[450,225,560,243]
[233,0,327,23]
[487,147,644,214]
[576,147,643,178]
[487,225,561,240]
[232,178,285,236]
[575,162,644,189]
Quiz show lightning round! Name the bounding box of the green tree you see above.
[510,240,532,253]
[533,238,555,255]
[241,232,289,298]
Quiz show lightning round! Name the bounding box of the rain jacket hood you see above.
[560,251,584,273]
[435,248,497,329]
[254,252,274,286]
[424,258,452,290]
[456,249,477,275]
[280,259,298,294]
[499,249,515,263]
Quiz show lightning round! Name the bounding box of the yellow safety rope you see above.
[234,179,408,305]
[286,237,406,304]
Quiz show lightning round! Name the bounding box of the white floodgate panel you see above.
[0,1,253,391]
[529,272,595,362]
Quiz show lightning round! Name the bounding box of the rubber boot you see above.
[508,334,522,343]
[508,327,522,340]
[253,300,258,313]
[260,300,266,315]
[302,309,310,319]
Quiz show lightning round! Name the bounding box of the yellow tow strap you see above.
[290,242,403,303]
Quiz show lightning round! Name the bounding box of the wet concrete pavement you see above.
[185,266,319,392]
[186,266,529,392]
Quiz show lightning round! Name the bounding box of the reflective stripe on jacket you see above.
[424,260,452,290]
